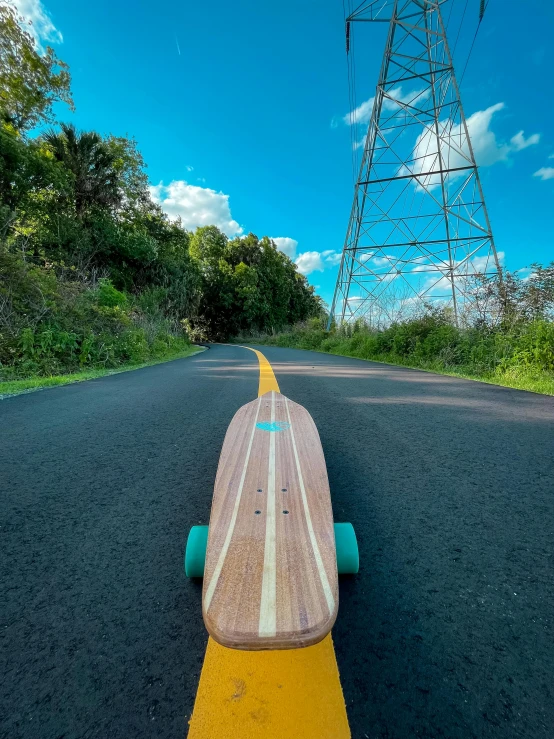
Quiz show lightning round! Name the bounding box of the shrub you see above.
[96,278,128,308]
[249,312,554,394]
[0,255,190,379]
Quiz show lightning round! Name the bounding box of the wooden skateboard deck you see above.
[202,390,338,650]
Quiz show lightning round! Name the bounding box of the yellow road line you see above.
[187,347,351,739]
[241,346,280,395]
[188,634,349,738]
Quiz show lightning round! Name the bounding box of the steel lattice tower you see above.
[329,0,501,327]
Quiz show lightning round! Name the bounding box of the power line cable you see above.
[444,0,455,32]
[343,0,357,183]
[350,0,361,175]
[459,0,489,85]
[451,0,469,57]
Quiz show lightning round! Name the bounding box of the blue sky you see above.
[13,0,554,308]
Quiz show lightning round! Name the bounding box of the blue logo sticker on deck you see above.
[256,421,291,433]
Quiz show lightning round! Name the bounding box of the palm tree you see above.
[43,123,120,215]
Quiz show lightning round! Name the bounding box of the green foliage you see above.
[42,123,121,214]
[96,278,127,308]
[248,312,554,396]
[0,5,74,132]
[14,10,549,393]
[0,345,201,396]
[0,6,322,379]
[0,251,191,378]
[468,263,554,328]
[0,122,67,224]
[105,135,150,211]
[188,229,323,340]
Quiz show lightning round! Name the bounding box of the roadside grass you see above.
[318,350,554,396]
[244,330,554,396]
[0,345,205,399]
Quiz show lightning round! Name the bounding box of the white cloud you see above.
[321,249,342,265]
[294,249,342,274]
[271,237,298,259]
[186,165,194,172]
[459,105,541,165]
[370,255,394,267]
[417,251,505,294]
[466,103,512,165]
[150,180,243,237]
[342,94,540,166]
[533,167,554,181]
[510,130,541,151]
[406,103,540,189]
[343,86,428,129]
[11,0,63,46]
[549,154,554,160]
[469,251,505,273]
[386,86,428,110]
[345,86,428,150]
[295,251,325,275]
[343,97,375,126]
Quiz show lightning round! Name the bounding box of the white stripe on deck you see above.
[258,391,277,637]
[285,397,335,615]
[204,396,262,612]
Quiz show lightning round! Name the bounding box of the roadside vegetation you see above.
[2,6,552,398]
[0,345,203,398]
[0,5,321,391]
[242,265,554,395]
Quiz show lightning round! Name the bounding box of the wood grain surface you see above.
[202,390,338,650]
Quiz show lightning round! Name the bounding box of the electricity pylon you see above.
[328,0,501,328]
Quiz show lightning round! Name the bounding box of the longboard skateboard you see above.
[185,390,358,650]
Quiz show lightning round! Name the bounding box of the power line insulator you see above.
[346,21,350,54]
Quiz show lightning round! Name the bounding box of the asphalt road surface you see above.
[2,344,554,739]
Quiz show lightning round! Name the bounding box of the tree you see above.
[189,226,236,337]
[42,123,120,215]
[0,120,72,251]
[105,135,150,213]
[522,263,554,320]
[139,212,201,319]
[465,262,554,327]
[226,234,323,333]
[188,228,323,339]
[0,4,74,133]
[189,225,228,265]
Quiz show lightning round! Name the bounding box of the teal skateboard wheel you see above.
[334,522,359,575]
[184,523,358,577]
[184,525,208,577]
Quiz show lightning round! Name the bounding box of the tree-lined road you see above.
[2,344,553,738]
